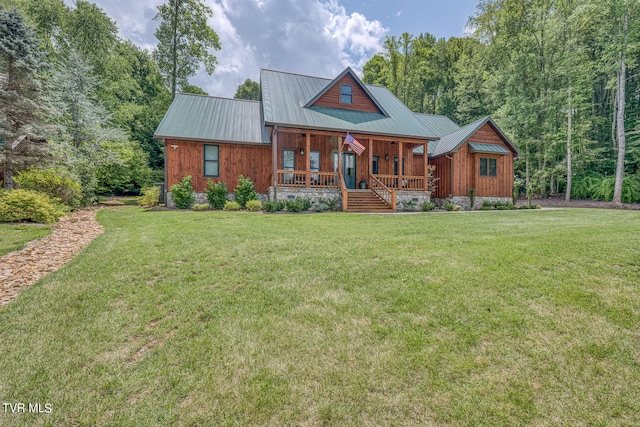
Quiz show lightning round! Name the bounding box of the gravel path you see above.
[0,207,104,307]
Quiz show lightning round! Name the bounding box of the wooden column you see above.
[272,126,278,200]
[305,133,311,188]
[368,138,373,183]
[423,141,429,192]
[398,140,403,189]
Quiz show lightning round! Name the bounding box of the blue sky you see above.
[64,0,479,97]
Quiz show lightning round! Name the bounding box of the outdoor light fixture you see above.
[385,154,389,160]
[171,144,179,150]
[300,148,304,155]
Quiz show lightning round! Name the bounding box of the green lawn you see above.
[0,224,51,256]
[1,208,639,426]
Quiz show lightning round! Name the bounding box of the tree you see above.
[153,0,221,99]
[0,10,52,188]
[613,4,629,205]
[234,79,260,101]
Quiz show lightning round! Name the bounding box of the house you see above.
[154,67,519,211]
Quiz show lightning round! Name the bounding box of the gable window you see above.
[372,155,379,175]
[204,144,219,177]
[480,158,497,177]
[340,84,353,104]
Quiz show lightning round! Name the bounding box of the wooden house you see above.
[155,68,519,211]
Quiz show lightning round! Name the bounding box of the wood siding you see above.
[165,140,273,193]
[431,122,514,198]
[312,75,381,114]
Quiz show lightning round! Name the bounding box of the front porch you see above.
[270,128,434,211]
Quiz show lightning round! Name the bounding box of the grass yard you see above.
[1,208,639,426]
[0,224,51,256]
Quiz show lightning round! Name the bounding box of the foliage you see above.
[153,0,221,98]
[317,197,340,211]
[223,200,240,211]
[234,79,260,101]
[192,203,209,211]
[421,201,436,211]
[469,187,475,209]
[170,175,195,209]
[285,197,312,212]
[400,200,417,211]
[263,200,285,212]
[205,180,227,210]
[0,189,65,223]
[442,202,458,211]
[233,175,257,208]
[137,186,160,207]
[14,168,82,208]
[573,172,640,203]
[245,199,262,212]
[95,140,153,195]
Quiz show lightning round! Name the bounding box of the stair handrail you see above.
[338,167,348,211]
[370,174,396,211]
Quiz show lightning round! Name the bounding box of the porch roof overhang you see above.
[268,123,438,143]
[468,142,511,155]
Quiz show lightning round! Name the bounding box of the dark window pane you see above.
[340,84,352,104]
[372,155,379,174]
[489,159,497,176]
[204,145,219,177]
[480,158,488,176]
[283,150,295,170]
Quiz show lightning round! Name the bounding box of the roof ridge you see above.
[177,92,262,104]
[261,68,332,82]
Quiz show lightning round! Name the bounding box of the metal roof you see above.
[468,142,511,155]
[260,69,438,140]
[154,93,270,144]
[412,113,461,154]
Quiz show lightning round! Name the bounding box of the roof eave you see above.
[266,121,438,141]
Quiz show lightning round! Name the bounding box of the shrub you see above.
[421,201,436,211]
[233,175,257,208]
[246,200,262,211]
[223,201,241,211]
[14,168,82,209]
[313,201,329,212]
[263,200,285,212]
[170,176,195,209]
[137,186,160,207]
[469,187,475,209]
[0,190,65,224]
[285,197,312,212]
[401,200,417,211]
[320,197,340,211]
[205,180,228,210]
[192,203,209,211]
[442,202,458,211]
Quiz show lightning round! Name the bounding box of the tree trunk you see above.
[170,0,180,99]
[613,8,628,205]
[566,77,572,202]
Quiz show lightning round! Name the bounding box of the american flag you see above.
[344,133,366,155]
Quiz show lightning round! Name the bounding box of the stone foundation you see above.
[395,191,431,211]
[268,187,342,204]
[433,196,513,210]
[165,192,269,208]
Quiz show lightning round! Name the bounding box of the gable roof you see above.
[412,113,461,154]
[303,67,388,116]
[154,93,270,145]
[429,116,521,158]
[261,68,439,140]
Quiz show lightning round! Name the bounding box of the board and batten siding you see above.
[312,74,381,114]
[165,140,272,193]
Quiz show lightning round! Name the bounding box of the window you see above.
[332,151,338,173]
[340,84,353,104]
[204,144,219,177]
[393,156,405,175]
[480,158,497,177]
[372,155,379,175]
[283,149,295,170]
[310,151,320,172]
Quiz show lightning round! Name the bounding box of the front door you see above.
[343,153,356,189]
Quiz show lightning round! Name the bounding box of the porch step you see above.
[346,190,393,212]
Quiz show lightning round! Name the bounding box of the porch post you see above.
[305,133,311,188]
[368,138,373,182]
[398,140,403,189]
[272,126,278,200]
[423,141,429,192]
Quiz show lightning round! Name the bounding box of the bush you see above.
[318,197,340,211]
[421,201,436,211]
[313,202,329,212]
[246,200,262,211]
[442,202,458,211]
[205,180,228,210]
[170,176,196,209]
[233,175,257,208]
[263,200,285,212]
[0,190,65,224]
[223,201,241,211]
[192,203,209,211]
[14,168,82,209]
[401,200,417,211]
[285,197,312,212]
[469,187,475,209]
[137,186,160,207]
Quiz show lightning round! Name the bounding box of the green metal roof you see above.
[260,69,438,140]
[412,113,461,154]
[468,142,511,155]
[154,93,270,144]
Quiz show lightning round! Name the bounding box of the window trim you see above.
[372,155,379,175]
[479,157,497,177]
[340,84,353,104]
[203,144,220,178]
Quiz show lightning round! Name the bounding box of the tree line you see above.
[362,0,639,203]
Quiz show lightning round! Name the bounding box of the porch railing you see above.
[338,168,348,211]
[374,174,425,190]
[276,170,338,188]
[370,174,396,211]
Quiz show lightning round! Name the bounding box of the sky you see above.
[63,0,479,98]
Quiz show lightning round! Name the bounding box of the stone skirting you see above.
[395,191,431,211]
[268,187,342,203]
[165,192,269,208]
[433,196,512,210]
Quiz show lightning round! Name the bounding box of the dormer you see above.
[304,67,388,116]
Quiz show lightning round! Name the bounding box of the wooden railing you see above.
[370,174,396,211]
[338,168,348,211]
[277,170,338,188]
[374,174,425,190]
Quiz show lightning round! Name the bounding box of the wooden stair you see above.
[345,190,394,212]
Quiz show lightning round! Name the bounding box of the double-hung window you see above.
[204,144,219,177]
[283,149,295,184]
[340,84,353,104]
[480,158,497,177]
